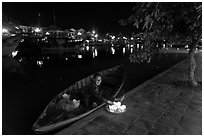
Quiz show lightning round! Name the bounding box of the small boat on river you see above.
[32,65,126,134]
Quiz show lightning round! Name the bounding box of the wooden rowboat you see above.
[32,65,126,134]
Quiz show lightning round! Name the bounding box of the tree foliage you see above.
[120,2,202,63]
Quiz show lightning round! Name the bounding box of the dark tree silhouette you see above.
[119,2,202,86]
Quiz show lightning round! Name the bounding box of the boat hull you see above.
[32,65,125,134]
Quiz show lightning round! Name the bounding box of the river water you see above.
[2,43,188,134]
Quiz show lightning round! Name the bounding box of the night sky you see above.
[3,2,137,36]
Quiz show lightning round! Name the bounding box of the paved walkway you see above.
[56,52,202,135]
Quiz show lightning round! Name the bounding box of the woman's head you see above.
[93,73,102,86]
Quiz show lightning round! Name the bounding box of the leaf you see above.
[143,15,153,30]
[119,19,128,26]
[133,19,139,28]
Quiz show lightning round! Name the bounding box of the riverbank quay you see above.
[56,52,202,135]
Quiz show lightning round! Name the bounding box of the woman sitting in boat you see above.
[81,73,115,109]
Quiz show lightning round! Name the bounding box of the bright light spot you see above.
[19,58,23,62]
[2,28,9,33]
[141,46,143,49]
[11,51,18,57]
[45,32,50,35]
[86,46,90,51]
[123,36,127,39]
[123,47,126,54]
[111,47,115,54]
[78,32,82,35]
[94,49,98,56]
[78,55,82,58]
[130,48,133,53]
[176,48,179,50]
[137,44,139,49]
[34,28,41,33]
[86,40,89,43]
[21,39,24,43]
[47,57,50,60]
[15,26,19,30]
[65,58,68,61]
[130,45,134,48]
[185,45,188,48]
[131,37,134,40]
[163,44,165,48]
[92,30,95,34]
[112,36,115,40]
[10,34,16,36]
[37,61,43,67]
[156,45,158,47]
[95,34,98,38]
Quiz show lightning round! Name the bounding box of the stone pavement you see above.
[56,52,202,135]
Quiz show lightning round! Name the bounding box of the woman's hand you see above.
[114,95,125,102]
[107,100,114,105]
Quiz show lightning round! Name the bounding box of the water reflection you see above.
[12,39,190,68]
[93,48,98,58]
[111,47,115,54]
[123,47,125,54]
[137,44,139,49]
[130,48,133,53]
[86,46,89,51]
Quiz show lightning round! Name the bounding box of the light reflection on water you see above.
[3,41,189,135]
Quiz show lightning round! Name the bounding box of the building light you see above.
[37,61,43,67]
[78,32,82,35]
[163,44,165,48]
[92,30,95,34]
[185,45,188,48]
[45,32,50,35]
[86,46,90,51]
[131,37,134,40]
[34,28,42,33]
